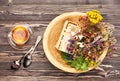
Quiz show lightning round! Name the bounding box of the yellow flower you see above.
[88,61,95,67]
[86,10,103,25]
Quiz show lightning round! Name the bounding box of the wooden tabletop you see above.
[0,0,120,81]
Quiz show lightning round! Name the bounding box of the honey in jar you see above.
[11,25,30,45]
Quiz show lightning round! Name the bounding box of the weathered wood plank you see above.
[0,62,56,70]
[89,0,120,4]
[0,6,8,13]
[12,0,86,5]
[0,76,111,81]
[0,59,120,70]
[0,44,44,52]
[1,12,118,21]
[11,0,120,5]
[0,5,119,21]
[0,52,46,62]
[0,76,119,81]
[0,0,8,6]
[0,20,119,27]
[0,21,49,25]
[0,67,119,78]
[0,69,119,79]
[0,13,58,21]
[8,5,120,14]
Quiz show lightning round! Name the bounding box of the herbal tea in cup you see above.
[11,25,30,45]
[8,24,33,50]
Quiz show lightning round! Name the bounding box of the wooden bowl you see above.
[43,12,108,73]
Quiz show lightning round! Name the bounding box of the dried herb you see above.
[11,60,21,70]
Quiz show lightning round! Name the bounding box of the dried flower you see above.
[108,37,117,45]
[112,46,117,50]
[96,40,103,46]
[68,39,75,44]
[86,10,103,25]
[11,60,21,70]
[97,22,115,36]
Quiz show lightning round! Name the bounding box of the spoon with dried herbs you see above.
[11,36,42,70]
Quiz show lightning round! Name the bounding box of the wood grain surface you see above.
[0,0,120,81]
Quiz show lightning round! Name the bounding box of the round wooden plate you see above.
[43,12,108,73]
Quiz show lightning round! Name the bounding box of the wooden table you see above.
[0,0,120,81]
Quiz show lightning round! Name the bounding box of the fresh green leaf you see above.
[70,55,88,70]
[77,55,83,64]
[71,60,77,68]
[61,52,72,63]
[81,62,88,70]
[75,63,82,70]
[61,52,89,70]
[61,52,69,60]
